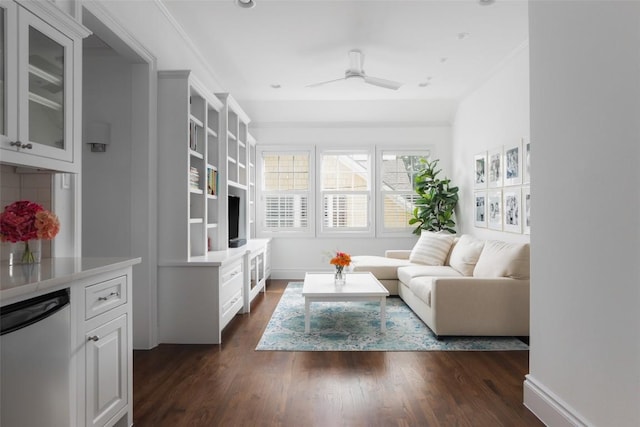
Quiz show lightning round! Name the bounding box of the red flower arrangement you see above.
[1,200,60,263]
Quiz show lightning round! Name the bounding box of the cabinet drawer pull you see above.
[87,335,100,342]
[98,291,120,301]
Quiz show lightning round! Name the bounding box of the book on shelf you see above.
[207,167,218,196]
[189,121,199,151]
[190,166,200,190]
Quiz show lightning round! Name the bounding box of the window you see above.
[320,151,371,233]
[260,151,312,234]
[257,145,434,237]
[378,150,431,234]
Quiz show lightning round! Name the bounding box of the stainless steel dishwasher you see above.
[1,288,71,427]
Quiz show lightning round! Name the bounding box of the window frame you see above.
[376,146,433,237]
[317,147,374,237]
[256,145,315,238]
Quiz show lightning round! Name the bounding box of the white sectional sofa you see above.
[350,233,530,338]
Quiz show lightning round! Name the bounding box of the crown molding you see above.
[251,121,452,129]
[153,0,225,90]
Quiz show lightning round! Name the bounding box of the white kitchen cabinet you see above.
[85,314,128,427]
[0,0,89,173]
[0,257,139,427]
[77,266,133,427]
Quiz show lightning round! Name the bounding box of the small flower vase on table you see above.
[9,239,42,265]
[334,266,346,287]
[330,251,351,288]
[1,200,60,266]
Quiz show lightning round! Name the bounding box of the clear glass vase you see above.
[9,239,42,265]
[334,267,346,286]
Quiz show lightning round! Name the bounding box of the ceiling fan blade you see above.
[348,49,364,72]
[363,75,403,90]
[306,77,347,88]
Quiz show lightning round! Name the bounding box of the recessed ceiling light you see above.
[479,0,495,6]
[270,84,281,89]
[236,0,255,9]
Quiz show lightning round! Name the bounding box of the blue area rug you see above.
[256,282,529,351]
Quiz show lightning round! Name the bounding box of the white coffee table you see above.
[302,272,390,333]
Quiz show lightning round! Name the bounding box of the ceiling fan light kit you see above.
[307,49,403,91]
[235,0,255,9]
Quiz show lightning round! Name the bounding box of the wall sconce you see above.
[86,122,111,152]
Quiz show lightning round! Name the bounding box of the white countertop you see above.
[159,238,270,267]
[0,257,142,304]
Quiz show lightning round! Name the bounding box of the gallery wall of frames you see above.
[473,138,530,235]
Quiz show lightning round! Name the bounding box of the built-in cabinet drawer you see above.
[85,275,127,320]
[220,259,243,329]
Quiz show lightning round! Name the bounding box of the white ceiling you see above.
[161,0,528,106]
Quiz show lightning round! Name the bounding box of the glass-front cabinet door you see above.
[16,6,73,163]
[0,1,17,146]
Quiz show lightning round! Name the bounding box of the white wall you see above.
[82,52,133,257]
[526,2,640,426]
[253,123,451,278]
[452,45,530,244]
[97,0,225,94]
[0,165,53,260]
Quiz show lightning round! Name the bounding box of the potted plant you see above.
[409,159,459,235]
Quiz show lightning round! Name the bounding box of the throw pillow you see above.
[409,232,455,266]
[448,234,485,276]
[473,240,530,279]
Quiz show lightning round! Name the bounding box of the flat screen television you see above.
[228,195,245,247]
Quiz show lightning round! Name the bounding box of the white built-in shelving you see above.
[157,76,269,345]
[157,71,223,260]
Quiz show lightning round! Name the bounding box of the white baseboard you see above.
[524,375,588,427]
[269,269,322,281]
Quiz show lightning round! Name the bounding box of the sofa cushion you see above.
[409,232,455,266]
[397,265,462,284]
[350,255,411,280]
[473,240,530,280]
[408,277,433,306]
[448,234,485,276]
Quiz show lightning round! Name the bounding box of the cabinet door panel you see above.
[0,1,17,144]
[86,314,128,427]
[17,7,73,162]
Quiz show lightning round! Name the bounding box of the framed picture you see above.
[503,189,522,233]
[523,138,531,184]
[522,186,531,234]
[474,191,487,228]
[488,147,503,188]
[488,190,502,231]
[503,142,522,186]
[474,152,487,188]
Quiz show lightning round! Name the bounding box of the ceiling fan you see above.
[306,49,403,91]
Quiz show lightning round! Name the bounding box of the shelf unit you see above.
[157,78,269,344]
[248,133,257,238]
[215,93,252,250]
[157,71,223,260]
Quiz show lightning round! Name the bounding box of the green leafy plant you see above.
[409,159,459,235]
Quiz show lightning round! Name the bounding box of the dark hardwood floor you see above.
[133,280,543,426]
